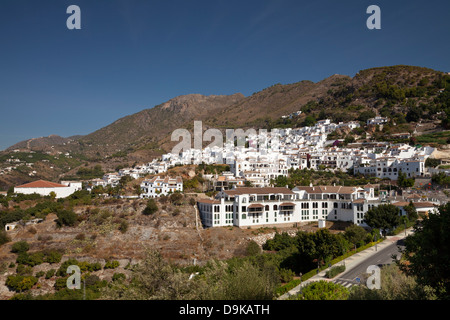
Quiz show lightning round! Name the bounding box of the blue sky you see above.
[0,0,449,150]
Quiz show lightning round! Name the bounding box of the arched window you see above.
[273,205,278,210]
[265,205,269,211]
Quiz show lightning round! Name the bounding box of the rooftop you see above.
[223,187,295,196]
[15,180,68,189]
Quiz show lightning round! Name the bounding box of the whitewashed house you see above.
[14,180,80,199]
[140,176,183,198]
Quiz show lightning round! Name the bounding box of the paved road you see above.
[279,229,414,298]
[333,238,405,288]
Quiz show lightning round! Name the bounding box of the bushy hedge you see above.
[6,275,38,292]
[325,265,346,279]
[56,259,101,276]
[104,260,120,269]
[15,249,63,267]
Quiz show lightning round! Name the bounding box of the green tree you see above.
[142,198,158,215]
[425,158,441,168]
[344,224,368,247]
[406,106,423,123]
[358,110,376,123]
[11,241,30,254]
[245,240,262,256]
[364,204,402,236]
[303,115,317,127]
[397,170,415,188]
[55,209,78,227]
[400,203,450,299]
[344,135,355,145]
[404,201,418,221]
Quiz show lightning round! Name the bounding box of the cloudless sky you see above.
[0,0,449,150]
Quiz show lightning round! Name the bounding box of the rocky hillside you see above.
[77,93,246,157]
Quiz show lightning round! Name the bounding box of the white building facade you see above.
[140,176,183,198]
[197,185,381,228]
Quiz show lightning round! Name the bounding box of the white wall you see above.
[14,186,77,199]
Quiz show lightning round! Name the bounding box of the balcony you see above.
[249,195,293,202]
[248,204,264,213]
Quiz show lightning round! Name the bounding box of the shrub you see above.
[142,199,158,216]
[78,261,102,272]
[325,265,346,279]
[44,250,63,264]
[159,195,169,204]
[279,268,295,283]
[35,271,45,278]
[16,264,33,276]
[0,230,11,246]
[75,233,86,241]
[45,269,56,279]
[56,209,78,227]
[294,280,349,300]
[104,260,120,269]
[112,273,126,282]
[89,262,102,272]
[245,240,261,256]
[56,259,80,277]
[54,276,69,291]
[6,275,38,292]
[16,252,44,267]
[11,241,30,254]
[118,220,129,234]
[27,226,37,234]
[169,193,183,206]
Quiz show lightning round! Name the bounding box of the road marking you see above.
[333,278,358,289]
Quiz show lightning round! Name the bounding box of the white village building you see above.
[197,184,380,229]
[140,176,183,198]
[14,180,81,199]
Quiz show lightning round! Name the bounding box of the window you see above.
[242,206,247,212]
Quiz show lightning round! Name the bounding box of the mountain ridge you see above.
[1,65,449,187]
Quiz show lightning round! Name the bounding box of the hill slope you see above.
[1,65,449,189]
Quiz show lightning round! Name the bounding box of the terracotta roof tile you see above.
[223,187,294,196]
[15,180,67,189]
